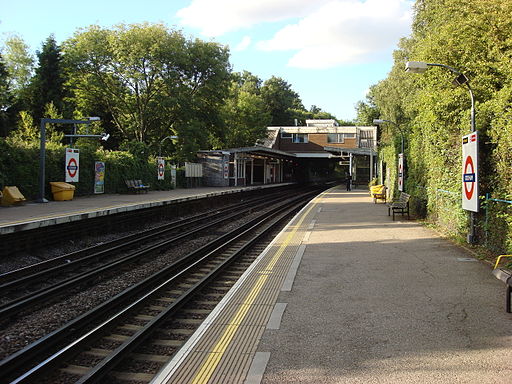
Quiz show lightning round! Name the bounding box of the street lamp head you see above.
[405,61,429,74]
[85,116,101,121]
[452,72,469,86]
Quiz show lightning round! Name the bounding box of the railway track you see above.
[0,185,295,258]
[1,186,323,383]
[0,188,297,320]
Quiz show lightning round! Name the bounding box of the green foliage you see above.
[63,23,231,155]
[367,0,512,253]
[221,71,271,148]
[28,35,67,122]
[0,138,175,200]
[261,76,304,126]
[1,34,34,92]
[0,53,13,136]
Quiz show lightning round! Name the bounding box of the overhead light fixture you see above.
[405,61,429,73]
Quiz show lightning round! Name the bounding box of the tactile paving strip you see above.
[151,189,331,384]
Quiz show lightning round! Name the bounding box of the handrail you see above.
[486,193,512,205]
[494,255,512,270]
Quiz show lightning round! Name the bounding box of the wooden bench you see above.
[370,185,387,203]
[387,192,410,220]
[493,255,512,313]
[125,179,150,194]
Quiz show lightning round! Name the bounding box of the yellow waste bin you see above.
[49,182,76,201]
[1,186,26,206]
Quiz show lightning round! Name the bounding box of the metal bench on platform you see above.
[493,255,512,313]
[387,192,410,220]
[125,179,150,194]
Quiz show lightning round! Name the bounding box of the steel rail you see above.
[0,192,294,319]
[0,189,287,285]
[77,195,305,384]
[1,188,321,383]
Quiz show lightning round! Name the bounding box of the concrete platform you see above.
[152,186,511,384]
[0,184,291,235]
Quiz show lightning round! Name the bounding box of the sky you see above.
[0,0,414,121]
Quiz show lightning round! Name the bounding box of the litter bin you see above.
[49,182,76,201]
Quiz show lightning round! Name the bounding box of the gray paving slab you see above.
[259,187,512,384]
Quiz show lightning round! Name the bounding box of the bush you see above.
[0,139,176,200]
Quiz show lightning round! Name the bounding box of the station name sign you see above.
[461,132,479,212]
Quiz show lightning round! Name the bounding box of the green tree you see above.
[355,95,379,126]
[261,76,304,126]
[29,35,67,122]
[64,23,231,154]
[308,105,338,121]
[364,0,512,252]
[1,35,34,94]
[221,71,271,148]
[0,53,13,136]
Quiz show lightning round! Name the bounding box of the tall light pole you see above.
[405,61,475,132]
[373,119,405,192]
[405,61,477,243]
[158,135,179,157]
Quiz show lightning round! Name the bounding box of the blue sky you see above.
[0,0,414,121]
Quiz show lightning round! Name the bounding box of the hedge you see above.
[0,139,178,200]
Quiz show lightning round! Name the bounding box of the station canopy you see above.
[323,146,377,157]
[198,146,296,160]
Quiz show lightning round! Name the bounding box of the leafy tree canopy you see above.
[261,76,304,126]
[63,23,231,153]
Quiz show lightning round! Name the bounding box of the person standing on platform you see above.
[345,173,352,191]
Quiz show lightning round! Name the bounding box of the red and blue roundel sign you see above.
[65,148,80,182]
[461,132,478,212]
[157,157,165,180]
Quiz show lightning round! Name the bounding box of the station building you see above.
[198,119,377,187]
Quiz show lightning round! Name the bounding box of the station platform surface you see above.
[151,186,511,384]
[0,184,290,235]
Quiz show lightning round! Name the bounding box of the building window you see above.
[327,133,356,143]
[281,132,292,138]
[327,133,344,143]
[292,133,308,143]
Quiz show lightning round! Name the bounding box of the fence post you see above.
[485,193,490,245]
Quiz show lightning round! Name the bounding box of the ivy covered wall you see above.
[359,0,512,254]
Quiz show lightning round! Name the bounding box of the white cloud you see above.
[234,36,252,51]
[257,0,413,69]
[176,0,332,37]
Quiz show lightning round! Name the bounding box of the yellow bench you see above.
[370,185,387,203]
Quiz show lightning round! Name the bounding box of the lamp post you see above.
[373,119,405,192]
[405,61,475,133]
[37,117,102,203]
[405,61,477,243]
[158,135,179,157]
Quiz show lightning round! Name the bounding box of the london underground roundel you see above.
[461,132,478,212]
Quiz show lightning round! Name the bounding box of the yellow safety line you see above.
[264,203,316,272]
[494,255,512,269]
[190,274,268,384]
[188,188,331,384]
